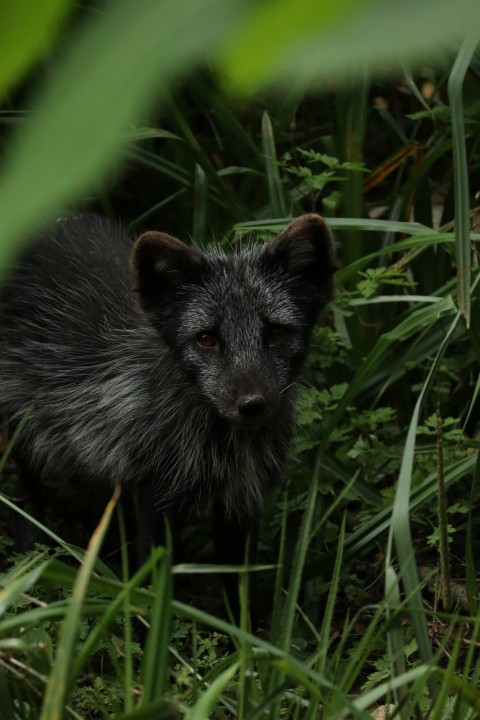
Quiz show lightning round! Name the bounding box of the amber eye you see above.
[197,332,218,349]
[266,325,290,344]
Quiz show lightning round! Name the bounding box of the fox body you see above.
[0,213,335,564]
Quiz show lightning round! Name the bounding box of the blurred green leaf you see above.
[0,0,242,275]
[0,0,71,98]
[219,0,480,94]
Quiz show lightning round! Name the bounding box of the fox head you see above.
[131,215,336,429]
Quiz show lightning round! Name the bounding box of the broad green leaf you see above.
[0,0,71,98]
[220,0,480,95]
[0,0,243,276]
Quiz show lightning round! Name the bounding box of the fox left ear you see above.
[263,214,337,306]
[131,230,203,316]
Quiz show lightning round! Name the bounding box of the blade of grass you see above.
[465,451,480,614]
[0,492,115,573]
[117,700,180,720]
[336,70,369,265]
[184,662,239,720]
[40,483,121,719]
[387,304,466,700]
[140,546,172,705]
[385,566,407,716]
[307,512,346,715]
[430,633,462,719]
[268,452,323,716]
[261,111,288,217]
[269,490,288,648]
[0,669,16,720]
[0,557,51,615]
[118,504,133,714]
[127,189,187,233]
[338,666,432,719]
[193,163,208,245]
[234,216,436,237]
[71,547,166,682]
[448,35,479,325]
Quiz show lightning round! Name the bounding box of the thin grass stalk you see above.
[127,189,187,232]
[261,110,288,217]
[385,566,407,716]
[118,504,134,715]
[265,455,322,715]
[0,406,31,475]
[237,538,253,720]
[260,490,289,714]
[0,671,17,720]
[435,404,451,611]
[269,490,288,649]
[199,654,238,718]
[140,546,172,705]
[341,666,432,719]
[448,35,479,326]
[117,699,181,719]
[310,470,360,539]
[193,162,208,245]
[183,663,239,720]
[465,614,480,686]
[244,682,290,720]
[303,514,346,720]
[0,558,52,617]
[465,451,480,614]
[450,618,480,718]
[0,491,114,571]
[430,633,462,719]
[337,69,369,266]
[280,463,320,648]
[40,483,121,719]
[71,548,166,681]
[314,513,346,679]
[388,307,465,701]
[332,598,413,711]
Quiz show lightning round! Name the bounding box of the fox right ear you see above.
[131,231,203,315]
[263,214,337,307]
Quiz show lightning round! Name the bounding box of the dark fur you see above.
[0,213,335,570]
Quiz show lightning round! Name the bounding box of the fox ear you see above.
[131,231,203,314]
[263,214,336,305]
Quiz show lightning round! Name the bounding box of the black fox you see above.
[0,213,335,569]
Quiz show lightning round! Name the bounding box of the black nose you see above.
[237,394,266,420]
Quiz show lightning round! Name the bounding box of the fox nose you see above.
[237,394,266,420]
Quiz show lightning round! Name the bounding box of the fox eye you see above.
[266,324,290,344]
[197,332,218,349]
